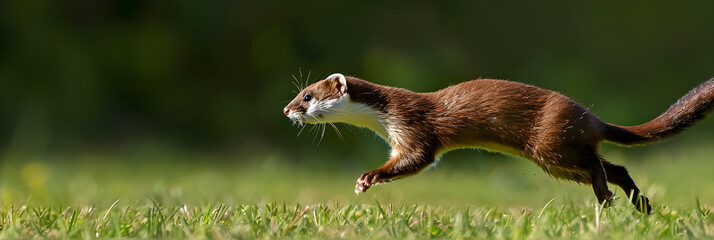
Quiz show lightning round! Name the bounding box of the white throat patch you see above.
[306,94,388,139]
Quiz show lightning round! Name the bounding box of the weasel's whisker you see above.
[317,123,327,146]
[291,75,300,90]
[327,122,343,140]
[328,122,347,149]
[310,124,320,144]
[296,121,308,137]
[292,81,302,93]
[303,115,323,145]
[299,67,305,90]
[307,120,320,134]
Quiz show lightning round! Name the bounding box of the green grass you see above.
[1,143,714,238]
[1,200,712,238]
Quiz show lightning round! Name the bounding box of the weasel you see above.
[283,73,714,213]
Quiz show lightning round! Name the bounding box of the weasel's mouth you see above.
[288,113,313,127]
[288,112,325,127]
[288,116,305,127]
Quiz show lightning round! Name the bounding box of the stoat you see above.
[283,73,714,213]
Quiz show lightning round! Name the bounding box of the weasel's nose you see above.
[283,107,290,116]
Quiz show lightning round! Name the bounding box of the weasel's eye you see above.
[303,94,312,101]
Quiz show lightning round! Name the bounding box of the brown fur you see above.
[285,75,714,214]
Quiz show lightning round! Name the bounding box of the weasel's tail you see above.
[603,79,714,145]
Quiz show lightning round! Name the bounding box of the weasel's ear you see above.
[327,73,348,95]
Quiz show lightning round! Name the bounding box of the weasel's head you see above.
[283,73,350,126]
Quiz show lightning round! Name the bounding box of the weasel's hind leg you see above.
[587,157,615,208]
[602,161,652,214]
[536,157,612,207]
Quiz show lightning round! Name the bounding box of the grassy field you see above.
[1,143,713,238]
[1,199,712,238]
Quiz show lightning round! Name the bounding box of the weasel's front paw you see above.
[355,171,380,194]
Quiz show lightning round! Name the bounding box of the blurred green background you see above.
[0,1,712,208]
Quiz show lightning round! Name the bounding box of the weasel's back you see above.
[428,79,604,156]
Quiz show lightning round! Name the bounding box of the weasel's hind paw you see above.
[635,195,652,214]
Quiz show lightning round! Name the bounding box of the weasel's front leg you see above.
[355,150,434,194]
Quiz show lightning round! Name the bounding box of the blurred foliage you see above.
[0,0,712,165]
